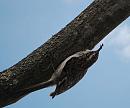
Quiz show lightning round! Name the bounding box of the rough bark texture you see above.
[0,0,130,107]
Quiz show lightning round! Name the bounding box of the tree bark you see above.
[0,0,130,107]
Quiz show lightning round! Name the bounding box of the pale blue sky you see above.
[0,0,130,108]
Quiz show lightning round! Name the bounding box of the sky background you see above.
[0,0,130,108]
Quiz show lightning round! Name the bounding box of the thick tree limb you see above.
[0,0,130,107]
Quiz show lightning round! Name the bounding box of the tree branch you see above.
[0,0,130,107]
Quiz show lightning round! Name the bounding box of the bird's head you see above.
[85,44,103,67]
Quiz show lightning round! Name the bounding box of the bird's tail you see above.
[16,80,54,96]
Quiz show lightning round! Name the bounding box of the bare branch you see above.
[0,0,130,107]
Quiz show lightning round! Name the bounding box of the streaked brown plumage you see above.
[17,44,103,98]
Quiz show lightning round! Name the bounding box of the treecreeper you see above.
[17,44,103,98]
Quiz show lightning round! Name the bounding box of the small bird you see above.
[18,44,103,98]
